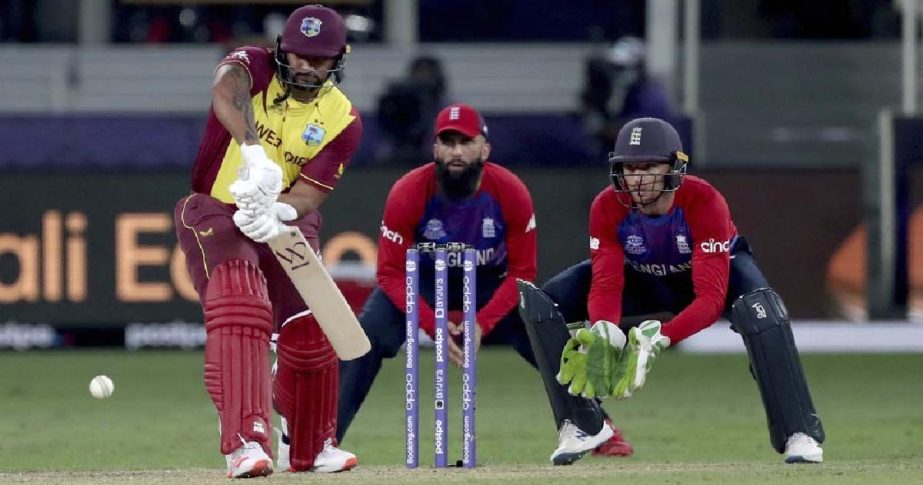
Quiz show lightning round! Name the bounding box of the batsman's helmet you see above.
[608,117,688,192]
[275,5,350,89]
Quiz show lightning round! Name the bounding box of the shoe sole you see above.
[228,459,273,478]
[591,445,633,457]
[784,454,823,464]
[311,456,359,473]
[551,425,616,466]
[552,451,590,466]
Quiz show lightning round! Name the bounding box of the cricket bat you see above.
[268,227,371,360]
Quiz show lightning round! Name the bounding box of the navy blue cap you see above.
[609,117,683,163]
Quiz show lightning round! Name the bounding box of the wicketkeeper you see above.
[518,117,826,464]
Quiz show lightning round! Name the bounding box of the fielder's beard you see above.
[436,157,485,200]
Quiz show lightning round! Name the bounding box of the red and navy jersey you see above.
[588,175,737,343]
[377,162,538,336]
[190,46,362,203]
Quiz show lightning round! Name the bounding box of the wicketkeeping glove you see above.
[610,320,670,400]
[557,320,626,399]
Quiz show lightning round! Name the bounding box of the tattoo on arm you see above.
[227,66,259,144]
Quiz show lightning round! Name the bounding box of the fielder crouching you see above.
[173,5,361,478]
[518,117,825,464]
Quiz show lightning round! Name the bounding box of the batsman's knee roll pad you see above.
[203,259,274,455]
[517,279,605,434]
[730,288,825,453]
[273,314,339,471]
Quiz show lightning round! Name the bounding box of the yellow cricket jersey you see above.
[190,46,362,203]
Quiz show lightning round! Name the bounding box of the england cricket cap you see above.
[610,117,683,163]
[434,103,488,139]
[280,5,348,58]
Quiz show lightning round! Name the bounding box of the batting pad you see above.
[203,259,274,456]
[274,314,339,470]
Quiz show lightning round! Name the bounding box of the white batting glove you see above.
[233,201,298,243]
[229,144,283,214]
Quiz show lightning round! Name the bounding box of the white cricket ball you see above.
[89,375,114,399]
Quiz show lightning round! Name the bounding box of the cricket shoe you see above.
[312,438,358,473]
[783,432,823,464]
[276,431,358,473]
[592,420,633,457]
[225,439,273,479]
[276,427,292,472]
[550,419,615,465]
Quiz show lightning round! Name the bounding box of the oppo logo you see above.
[699,238,730,254]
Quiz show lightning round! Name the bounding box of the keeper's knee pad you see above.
[203,259,274,455]
[731,287,825,452]
[273,313,338,471]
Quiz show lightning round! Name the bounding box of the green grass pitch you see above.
[0,349,921,484]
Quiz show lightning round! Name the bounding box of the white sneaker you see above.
[277,431,358,473]
[784,432,823,464]
[225,439,273,479]
[312,438,358,473]
[550,419,615,465]
[275,427,292,472]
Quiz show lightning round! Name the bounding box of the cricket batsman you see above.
[518,117,826,464]
[173,4,361,478]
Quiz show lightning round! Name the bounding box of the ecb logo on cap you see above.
[629,126,643,146]
[301,17,322,37]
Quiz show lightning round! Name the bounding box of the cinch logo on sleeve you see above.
[589,237,600,250]
[380,222,404,244]
[699,238,730,253]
